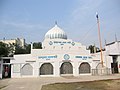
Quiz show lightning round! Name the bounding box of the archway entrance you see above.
[79,62,90,74]
[40,63,53,75]
[2,64,11,78]
[111,55,118,73]
[21,64,33,76]
[60,62,73,74]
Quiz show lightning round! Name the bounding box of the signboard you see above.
[75,56,92,60]
[38,55,57,60]
[13,64,21,73]
[49,41,75,46]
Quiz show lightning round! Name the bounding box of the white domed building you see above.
[11,24,111,77]
[45,24,67,40]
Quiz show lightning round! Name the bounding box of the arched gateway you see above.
[21,64,33,75]
[60,62,73,74]
[40,63,53,75]
[79,62,91,74]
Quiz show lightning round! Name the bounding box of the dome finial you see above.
[55,21,57,26]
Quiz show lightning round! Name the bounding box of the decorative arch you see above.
[40,63,53,75]
[79,62,91,74]
[60,62,73,74]
[21,63,33,75]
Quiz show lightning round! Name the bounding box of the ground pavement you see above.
[0,74,120,90]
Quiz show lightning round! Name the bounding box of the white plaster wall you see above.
[11,64,21,78]
[73,61,79,76]
[0,60,3,78]
[11,59,36,78]
[117,56,120,73]
[0,64,1,74]
[54,61,60,77]
[33,60,39,77]
[105,42,120,55]
[11,54,32,64]
[11,37,96,77]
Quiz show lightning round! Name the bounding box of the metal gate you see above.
[21,64,33,75]
[111,63,118,73]
[111,56,118,73]
[60,62,73,74]
[40,63,53,75]
[79,62,90,74]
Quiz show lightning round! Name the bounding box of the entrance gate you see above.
[40,63,53,75]
[111,63,118,73]
[111,56,118,73]
[60,62,73,74]
[79,62,90,74]
[2,64,11,78]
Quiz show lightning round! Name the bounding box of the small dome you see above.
[45,24,67,39]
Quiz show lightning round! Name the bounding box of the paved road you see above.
[0,74,120,90]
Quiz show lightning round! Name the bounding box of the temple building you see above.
[10,24,116,78]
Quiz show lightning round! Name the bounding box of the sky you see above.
[0,0,120,47]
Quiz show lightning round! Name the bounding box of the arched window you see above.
[40,63,53,75]
[21,64,33,75]
[60,62,73,74]
[79,62,91,74]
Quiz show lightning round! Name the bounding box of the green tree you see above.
[25,44,31,54]
[8,43,15,56]
[0,42,31,56]
[15,46,26,54]
[88,45,99,53]
[14,44,31,54]
[33,42,42,49]
[0,42,9,57]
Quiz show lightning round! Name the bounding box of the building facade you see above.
[10,24,113,78]
[105,41,120,73]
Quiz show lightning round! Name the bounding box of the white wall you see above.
[11,37,96,77]
[117,56,120,73]
[105,42,120,55]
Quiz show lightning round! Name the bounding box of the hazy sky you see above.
[0,0,120,47]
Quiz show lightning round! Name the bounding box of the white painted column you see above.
[54,61,60,77]
[0,60,3,78]
[73,61,79,76]
[33,62,39,77]
[117,56,120,73]
[31,42,33,54]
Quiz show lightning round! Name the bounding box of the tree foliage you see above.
[0,42,10,57]
[14,44,31,54]
[33,42,42,49]
[0,41,31,56]
[0,41,42,56]
[88,45,99,53]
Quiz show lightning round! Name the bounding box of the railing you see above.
[92,68,112,75]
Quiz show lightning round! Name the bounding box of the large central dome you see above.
[45,24,67,39]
